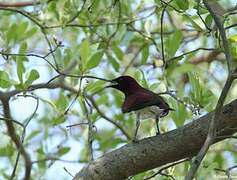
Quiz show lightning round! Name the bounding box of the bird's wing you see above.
[122,91,169,113]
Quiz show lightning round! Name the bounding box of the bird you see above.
[106,75,174,142]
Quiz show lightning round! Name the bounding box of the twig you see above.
[64,167,74,178]
[160,1,172,68]
[196,1,212,32]
[86,95,132,140]
[66,122,89,128]
[32,157,82,164]
[10,94,39,179]
[0,117,24,128]
[214,165,237,180]
[144,158,189,180]
[167,48,217,63]
[67,0,87,24]
[0,95,32,180]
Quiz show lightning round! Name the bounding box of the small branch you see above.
[167,48,218,63]
[32,157,82,164]
[86,95,132,140]
[160,1,168,67]
[204,1,233,71]
[196,1,212,32]
[214,164,237,179]
[10,94,39,179]
[64,167,74,178]
[0,95,32,180]
[66,0,87,24]
[66,122,89,128]
[159,91,201,115]
[0,117,24,128]
[144,158,189,180]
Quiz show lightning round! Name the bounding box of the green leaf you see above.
[135,70,148,88]
[63,48,72,66]
[230,34,237,42]
[175,0,189,10]
[96,94,109,105]
[144,20,151,36]
[0,144,14,157]
[78,96,87,114]
[19,42,28,54]
[58,147,70,156]
[205,14,213,29]
[183,14,203,31]
[85,80,106,94]
[55,93,68,111]
[171,64,195,76]
[37,147,45,155]
[108,54,119,72]
[40,98,58,111]
[141,43,149,64]
[173,103,187,126]
[17,42,28,63]
[25,130,41,142]
[111,44,124,60]
[86,51,104,69]
[79,39,90,70]
[17,21,28,40]
[188,72,201,103]
[52,115,65,125]
[16,42,28,84]
[25,27,37,38]
[166,30,183,58]
[0,71,11,88]
[6,23,17,43]
[25,69,40,87]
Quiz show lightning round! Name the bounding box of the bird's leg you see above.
[133,113,140,143]
[155,115,160,135]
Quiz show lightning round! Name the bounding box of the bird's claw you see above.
[132,138,139,143]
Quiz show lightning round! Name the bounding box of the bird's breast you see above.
[136,106,164,120]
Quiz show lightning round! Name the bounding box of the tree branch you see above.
[73,99,237,180]
[0,93,32,180]
[185,0,235,179]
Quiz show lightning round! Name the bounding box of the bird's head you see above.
[107,76,141,95]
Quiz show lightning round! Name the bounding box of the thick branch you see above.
[73,99,237,180]
[0,1,40,7]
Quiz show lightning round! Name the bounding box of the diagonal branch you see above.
[72,99,237,180]
[0,94,32,180]
[185,1,235,179]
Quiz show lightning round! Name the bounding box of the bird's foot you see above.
[156,131,160,136]
[132,138,139,143]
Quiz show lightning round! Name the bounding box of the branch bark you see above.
[0,93,32,180]
[73,99,237,180]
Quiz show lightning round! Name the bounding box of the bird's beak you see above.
[105,80,118,88]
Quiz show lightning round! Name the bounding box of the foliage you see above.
[0,0,237,179]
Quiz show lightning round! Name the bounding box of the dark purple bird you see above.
[107,76,173,142]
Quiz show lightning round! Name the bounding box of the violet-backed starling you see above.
[107,76,173,142]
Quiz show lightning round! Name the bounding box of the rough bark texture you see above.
[73,99,237,180]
